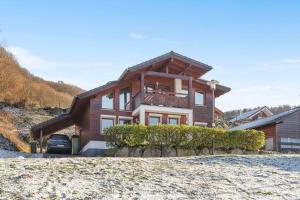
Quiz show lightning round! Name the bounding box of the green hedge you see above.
[104,125,265,151]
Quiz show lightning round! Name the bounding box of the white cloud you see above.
[281,59,300,63]
[129,33,147,39]
[5,46,117,89]
[6,46,113,70]
[7,47,46,70]
[217,85,300,111]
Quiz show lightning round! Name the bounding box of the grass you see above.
[0,111,30,153]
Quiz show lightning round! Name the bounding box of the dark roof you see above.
[230,107,300,130]
[118,51,213,80]
[229,106,273,123]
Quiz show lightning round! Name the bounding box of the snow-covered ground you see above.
[0,155,299,199]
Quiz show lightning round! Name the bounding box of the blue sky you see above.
[0,0,299,111]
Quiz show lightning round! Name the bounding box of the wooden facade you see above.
[231,108,300,151]
[31,51,230,154]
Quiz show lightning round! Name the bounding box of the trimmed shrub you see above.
[104,124,147,147]
[104,125,265,151]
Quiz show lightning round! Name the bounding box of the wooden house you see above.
[31,51,230,155]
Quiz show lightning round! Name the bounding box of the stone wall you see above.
[104,146,259,157]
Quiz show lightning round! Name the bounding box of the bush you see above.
[104,125,265,151]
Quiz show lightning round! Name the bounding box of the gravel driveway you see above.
[0,155,299,199]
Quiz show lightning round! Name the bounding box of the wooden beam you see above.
[156,58,172,73]
[140,72,145,104]
[179,63,192,75]
[145,71,190,80]
[39,129,43,153]
[188,77,193,108]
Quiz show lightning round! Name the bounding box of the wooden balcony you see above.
[131,71,193,110]
[134,90,189,109]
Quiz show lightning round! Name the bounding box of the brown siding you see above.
[257,124,276,149]
[80,74,217,145]
[276,110,300,139]
[75,101,90,148]
[89,86,132,141]
[192,82,213,125]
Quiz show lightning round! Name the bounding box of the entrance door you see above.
[265,137,274,150]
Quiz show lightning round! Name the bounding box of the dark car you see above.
[46,134,71,154]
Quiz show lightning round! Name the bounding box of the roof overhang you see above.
[195,79,231,97]
[119,51,213,81]
[31,114,74,140]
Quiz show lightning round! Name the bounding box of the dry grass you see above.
[0,111,30,153]
[0,46,84,108]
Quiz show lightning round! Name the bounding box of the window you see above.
[158,85,170,94]
[149,116,161,125]
[195,91,204,106]
[101,118,114,134]
[119,87,131,110]
[119,118,132,125]
[168,117,179,125]
[102,93,114,109]
[144,84,154,93]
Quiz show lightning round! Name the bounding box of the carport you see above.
[31,113,75,153]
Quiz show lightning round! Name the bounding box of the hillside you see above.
[0,46,84,108]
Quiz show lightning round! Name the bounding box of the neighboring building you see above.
[31,51,230,155]
[214,107,224,120]
[229,106,273,126]
[230,107,300,151]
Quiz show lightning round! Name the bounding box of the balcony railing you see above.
[133,90,189,109]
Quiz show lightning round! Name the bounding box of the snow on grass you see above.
[0,155,299,199]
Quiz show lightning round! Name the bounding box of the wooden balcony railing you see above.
[133,90,189,109]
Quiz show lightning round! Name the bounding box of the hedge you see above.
[104,125,265,151]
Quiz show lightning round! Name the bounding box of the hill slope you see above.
[0,46,84,108]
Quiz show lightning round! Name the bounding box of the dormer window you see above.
[102,92,114,109]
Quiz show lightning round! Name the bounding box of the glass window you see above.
[195,92,204,106]
[119,118,132,125]
[158,85,170,94]
[144,84,154,92]
[102,93,114,109]
[119,87,131,110]
[168,118,179,125]
[101,118,114,134]
[149,116,160,125]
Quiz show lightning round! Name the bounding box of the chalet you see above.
[229,106,273,126]
[231,107,300,151]
[31,51,230,155]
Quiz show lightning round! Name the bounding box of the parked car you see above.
[46,134,71,154]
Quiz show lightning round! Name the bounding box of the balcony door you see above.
[120,87,131,111]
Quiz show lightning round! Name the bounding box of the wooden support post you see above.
[212,89,215,127]
[140,72,145,104]
[188,77,193,108]
[39,129,43,153]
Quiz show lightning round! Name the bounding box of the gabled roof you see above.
[118,51,213,80]
[230,107,300,130]
[31,51,230,139]
[229,106,273,123]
